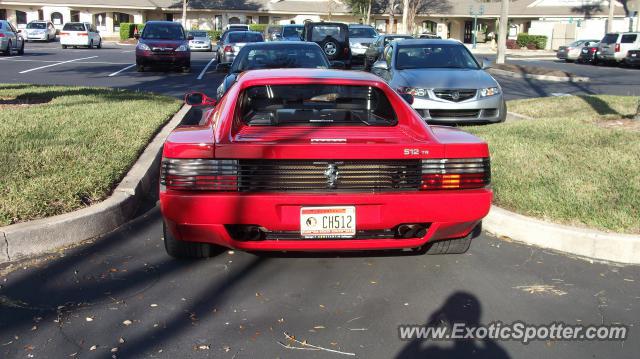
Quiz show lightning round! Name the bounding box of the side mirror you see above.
[372,60,389,71]
[399,93,414,105]
[216,62,231,73]
[184,92,217,106]
[187,34,194,41]
[134,33,140,39]
[329,61,345,69]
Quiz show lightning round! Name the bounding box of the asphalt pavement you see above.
[1,40,639,359]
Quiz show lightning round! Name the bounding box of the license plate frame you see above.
[300,206,356,239]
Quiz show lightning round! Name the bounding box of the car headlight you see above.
[137,43,150,51]
[479,87,500,97]
[397,87,428,98]
[175,45,189,52]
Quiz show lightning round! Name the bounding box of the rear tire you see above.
[96,39,102,49]
[62,45,67,49]
[182,66,191,73]
[17,41,24,55]
[3,41,11,56]
[88,40,93,49]
[136,64,144,72]
[422,223,482,255]
[163,223,220,259]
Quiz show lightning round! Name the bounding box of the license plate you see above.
[300,206,356,238]
[632,53,637,57]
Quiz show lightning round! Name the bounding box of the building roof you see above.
[0,0,159,9]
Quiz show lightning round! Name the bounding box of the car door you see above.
[8,22,21,49]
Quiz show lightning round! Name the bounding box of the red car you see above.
[160,69,492,258]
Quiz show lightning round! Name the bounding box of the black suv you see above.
[303,22,351,69]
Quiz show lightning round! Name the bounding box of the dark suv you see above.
[303,22,351,69]
[135,21,192,72]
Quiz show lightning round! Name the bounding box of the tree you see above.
[496,0,509,64]
[182,0,188,28]
[402,0,452,34]
[345,0,374,24]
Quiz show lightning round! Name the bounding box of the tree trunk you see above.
[635,100,640,121]
[366,0,372,25]
[182,0,188,28]
[497,0,510,64]
[607,0,615,32]
[402,0,410,34]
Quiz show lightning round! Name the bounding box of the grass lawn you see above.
[0,84,181,226]
[467,95,640,234]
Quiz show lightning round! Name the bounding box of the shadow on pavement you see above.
[396,291,511,359]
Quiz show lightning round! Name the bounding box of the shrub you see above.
[506,39,518,49]
[119,23,145,40]
[249,24,268,34]
[516,33,547,49]
[207,30,222,41]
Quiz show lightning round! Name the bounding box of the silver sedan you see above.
[371,39,505,124]
[188,30,212,52]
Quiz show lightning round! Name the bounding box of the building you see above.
[0,0,635,49]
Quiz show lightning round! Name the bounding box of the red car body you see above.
[160,69,492,255]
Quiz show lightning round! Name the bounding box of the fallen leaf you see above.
[31,326,37,331]
[223,346,231,352]
[313,325,325,329]
[86,317,94,322]
[89,345,97,351]
[118,337,125,344]
[122,320,132,326]
[277,318,284,323]
[196,345,210,350]
[150,304,158,307]
[111,347,118,353]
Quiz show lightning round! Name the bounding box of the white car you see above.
[60,22,101,49]
[25,21,56,42]
[598,32,640,63]
[188,30,212,51]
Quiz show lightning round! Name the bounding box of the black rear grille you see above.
[263,229,399,240]
[429,109,480,119]
[433,89,476,102]
[238,160,421,192]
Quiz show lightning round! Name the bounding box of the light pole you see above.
[469,4,485,49]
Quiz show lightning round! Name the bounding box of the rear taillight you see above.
[420,158,490,190]
[59,32,69,36]
[161,159,238,191]
[0,34,5,38]
[224,45,233,53]
[78,32,88,36]
[615,43,620,52]
[590,48,597,53]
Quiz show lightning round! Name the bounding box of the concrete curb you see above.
[489,68,590,83]
[483,205,640,265]
[0,104,191,264]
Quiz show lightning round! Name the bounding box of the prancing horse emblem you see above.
[325,163,339,189]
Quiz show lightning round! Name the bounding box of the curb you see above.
[488,68,589,83]
[0,105,191,264]
[483,205,640,265]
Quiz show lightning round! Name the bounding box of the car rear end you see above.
[578,43,599,63]
[0,21,10,52]
[598,33,623,62]
[188,32,212,51]
[221,31,264,63]
[60,23,90,47]
[625,49,640,67]
[25,21,49,41]
[159,70,492,254]
[349,25,378,63]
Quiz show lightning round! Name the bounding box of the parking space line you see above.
[19,56,99,74]
[197,57,217,80]
[108,64,136,77]
[0,56,22,61]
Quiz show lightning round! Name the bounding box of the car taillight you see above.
[615,43,620,52]
[224,45,233,53]
[78,32,88,36]
[161,159,238,191]
[420,158,490,190]
[0,33,4,38]
[590,48,597,53]
[59,32,69,36]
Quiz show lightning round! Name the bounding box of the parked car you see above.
[577,42,600,64]
[135,21,192,72]
[159,68,492,258]
[364,34,413,70]
[348,24,378,63]
[215,31,264,64]
[371,39,506,124]
[215,42,339,99]
[598,32,640,64]
[188,30,212,51]
[0,20,25,56]
[25,20,57,42]
[418,32,441,39]
[623,49,640,67]
[60,22,101,49]
[274,24,303,41]
[556,39,599,62]
[303,22,352,68]
[225,24,250,31]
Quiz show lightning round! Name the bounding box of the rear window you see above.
[621,34,637,43]
[239,85,397,126]
[189,31,207,38]
[27,22,46,29]
[282,26,303,38]
[228,32,263,43]
[311,25,346,42]
[63,23,86,31]
[349,27,377,38]
[601,34,618,44]
[233,46,329,72]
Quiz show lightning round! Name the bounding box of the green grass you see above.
[0,84,181,226]
[467,95,640,234]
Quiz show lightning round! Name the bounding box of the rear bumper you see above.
[60,37,90,46]
[136,50,190,66]
[624,56,640,66]
[160,190,492,251]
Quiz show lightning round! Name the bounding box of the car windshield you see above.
[228,32,263,43]
[189,31,207,38]
[384,36,411,46]
[62,23,86,31]
[232,46,329,72]
[396,44,480,70]
[142,24,185,40]
[282,26,303,38]
[349,27,377,38]
[311,26,346,42]
[27,22,46,29]
[240,85,397,126]
[601,34,618,44]
[568,40,584,47]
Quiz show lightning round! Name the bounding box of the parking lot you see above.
[2,41,640,101]
[1,40,640,359]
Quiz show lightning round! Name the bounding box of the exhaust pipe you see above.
[396,224,428,239]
